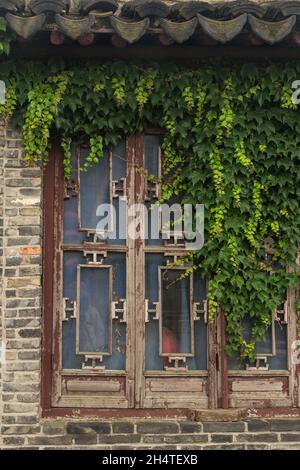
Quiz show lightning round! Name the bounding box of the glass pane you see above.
[161,269,191,355]
[145,254,207,371]
[228,318,288,370]
[63,147,85,244]
[187,270,207,370]
[62,252,126,370]
[145,134,162,177]
[108,142,127,245]
[78,266,110,354]
[64,196,85,244]
[145,135,164,247]
[79,147,110,231]
[112,141,126,180]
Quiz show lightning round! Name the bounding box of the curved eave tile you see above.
[5,12,46,38]
[121,0,170,19]
[279,1,300,17]
[230,1,265,18]
[110,15,149,43]
[159,17,198,44]
[197,13,247,44]
[29,0,68,15]
[248,14,296,45]
[55,14,93,39]
[177,1,214,21]
[0,0,23,12]
[81,0,118,15]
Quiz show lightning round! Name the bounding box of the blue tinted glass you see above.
[145,135,162,177]
[62,251,126,371]
[161,269,191,355]
[63,146,85,244]
[79,147,110,231]
[145,255,207,371]
[145,135,163,247]
[78,266,110,354]
[112,142,126,180]
[228,318,288,370]
[64,196,85,244]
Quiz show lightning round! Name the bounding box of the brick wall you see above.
[0,121,300,450]
[2,418,300,450]
[0,121,42,447]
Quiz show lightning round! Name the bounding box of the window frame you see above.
[42,137,299,417]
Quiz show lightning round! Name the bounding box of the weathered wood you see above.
[65,379,122,393]
[134,133,146,408]
[52,143,65,407]
[41,143,56,411]
[208,318,217,409]
[126,134,138,409]
[187,408,248,422]
[231,380,284,392]
[220,311,229,408]
[148,378,203,393]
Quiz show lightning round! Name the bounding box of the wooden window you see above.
[42,133,298,413]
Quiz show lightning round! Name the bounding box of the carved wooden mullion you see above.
[64,179,79,199]
[274,300,288,324]
[164,356,188,371]
[112,177,126,198]
[82,354,106,370]
[163,234,186,248]
[83,250,107,264]
[145,299,160,323]
[85,231,107,244]
[193,299,208,323]
[164,253,190,265]
[62,297,77,322]
[112,299,127,323]
[145,179,161,201]
[246,355,269,371]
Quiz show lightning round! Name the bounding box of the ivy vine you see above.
[0,19,14,55]
[1,58,300,362]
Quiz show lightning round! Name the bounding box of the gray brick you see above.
[42,422,66,435]
[246,444,270,450]
[18,328,41,338]
[247,419,270,432]
[98,434,141,444]
[73,434,98,445]
[3,437,25,446]
[2,425,40,435]
[280,433,300,442]
[269,419,300,432]
[211,434,233,443]
[112,422,134,433]
[236,433,278,443]
[180,422,203,433]
[66,422,111,434]
[205,444,246,450]
[28,436,73,446]
[143,434,209,444]
[18,350,40,360]
[137,422,179,434]
[203,422,246,433]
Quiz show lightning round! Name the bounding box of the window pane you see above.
[161,269,191,355]
[228,318,288,370]
[79,147,110,230]
[145,254,207,371]
[62,252,126,371]
[78,266,111,354]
